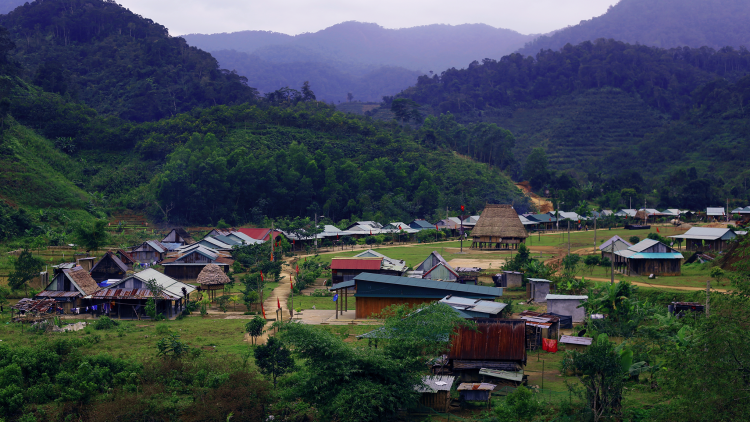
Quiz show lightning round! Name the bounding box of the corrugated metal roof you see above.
[628,238,661,252]
[527,278,552,283]
[354,273,502,297]
[111,268,195,298]
[88,288,178,300]
[449,319,526,362]
[546,294,588,300]
[410,219,435,229]
[355,250,407,272]
[440,295,507,315]
[423,262,459,279]
[457,383,495,391]
[479,368,523,382]
[707,207,725,216]
[560,335,593,346]
[331,258,382,270]
[146,240,167,253]
[599,235,633,251]
[629,253,684,259]
[36,291,82,298]
[416,376,455,393]
[669,227,736,241]
[12,298,57,312]
[199,237,233,249]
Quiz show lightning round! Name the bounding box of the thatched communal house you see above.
[470,204,528,250]
[196,264,231,301]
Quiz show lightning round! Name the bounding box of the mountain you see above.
[185,22,535,73]
[0,0,259,122]
[518,0,750,56]
[183,22,535,102]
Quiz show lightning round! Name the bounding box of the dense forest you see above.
[210,49,421,103]
[0,0,259,122]
[518,0,750,56]
[0,0,527,228]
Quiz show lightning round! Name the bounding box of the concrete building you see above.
[527,278,552,303]
[546,294,588,323]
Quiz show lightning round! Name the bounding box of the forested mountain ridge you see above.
[0,0,259,122]
[518,0,750,56]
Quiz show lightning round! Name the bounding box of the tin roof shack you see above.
[161,228,194,246]
[706,207,726,221]
[161,244,232,281]
[456,267,481,285]
[492,271,523,288]
[527,278,552,303]
[417,251,459,282]
[559,335,593,352]
[439,295,507,318]
[97,268,196,319]
[471,205,528,250]
[546,294,588,323]
[449,319,526,382]
[669,227,737,252]
[131,240,167,263]
[519,311,561,350]
[36,266,100,312]
[623,239,683,276]
[414,376,455,413]
[457,383,495,407]
[334,273,502,319]
[89,252,128,283]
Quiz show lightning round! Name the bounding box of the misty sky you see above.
[117,0,616,36]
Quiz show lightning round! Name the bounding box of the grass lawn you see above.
[525,226,688,251]
[577,261,725,290]
[291,295,340,310]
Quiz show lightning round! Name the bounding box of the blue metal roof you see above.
[629,253,684,259]
[352,272,502,297]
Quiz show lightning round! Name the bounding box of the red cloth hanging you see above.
[542,338,558,353]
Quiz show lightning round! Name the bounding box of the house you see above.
[460,216,481,231]
[615,209,637,218]
[196,236,235,251]
[527,278,552,303]
[519,215,540,229]
[409,219,435,231]
[93,268,196,319]
[330,249,407,285]
[35,266,100,312]
[731,206,750,215]
[599,236,633,261]
[439,295,507,318]
[524,214,558,231]
[416,251,458,282]
[707,207,726,221]
[552,211,588,222]
[161,228,194,246]
[89,252,128,283]
[669,227,737,252]
[492,271,522,288]
[619,238,683,276]
[381,222,419,235]
[234,228,283,242]
[224,231,263,245]
[345,222,384,237]
[331,272,502,319]
[470,204,528,250]
[131,240,168,262]
[519,310,562,349]
[448,319,526,381]
[161,244,233,280]
[546,294,588,323]
[435,217,462,231]
[115,249,136,269]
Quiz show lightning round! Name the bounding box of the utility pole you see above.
[594,216,597,253]
[567,220,570,255]
[706,279,710,317]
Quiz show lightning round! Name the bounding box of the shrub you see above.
[155,323,171,335]
[629,236,641,244]
[311,289,332,297]
[93,316,119,330]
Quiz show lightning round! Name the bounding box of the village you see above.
[1,201,747,420]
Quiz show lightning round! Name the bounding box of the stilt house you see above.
[470,205,528,250]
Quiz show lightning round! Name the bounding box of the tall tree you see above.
[8,249,45,297]
[74,219,109,255]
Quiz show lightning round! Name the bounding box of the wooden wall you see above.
[355,297,436,319]
[164,265,204,281]
[628,259,681,276]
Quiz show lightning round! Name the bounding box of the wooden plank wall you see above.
[355,297,436,319]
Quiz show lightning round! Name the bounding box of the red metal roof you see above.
[235,228,283,241]
[330,258,383,270]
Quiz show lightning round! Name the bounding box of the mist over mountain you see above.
[184,22,535,102]
[519,0,750,56]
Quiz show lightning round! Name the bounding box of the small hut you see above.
[415,376,455,413]
[196,264,231,301]
[471,204,528,250]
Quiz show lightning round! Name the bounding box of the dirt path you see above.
[576,276,728,293]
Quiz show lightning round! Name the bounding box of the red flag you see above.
[461,205,465,212]
[398,225,402,230]
[435,224,439,230]
[336,234,339,240]
[261,305,266,319]
[656,227,660,233]
[369,230,372,236]
[277,297,281,309]
[260,271,264,281]
[296,264,299,273]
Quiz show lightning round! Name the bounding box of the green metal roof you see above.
[353,272,502,296]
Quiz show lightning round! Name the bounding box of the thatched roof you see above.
[196,264,231,285]
[471,204,528,239]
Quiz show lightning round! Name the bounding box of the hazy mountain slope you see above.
[185,22,535,73]
[0,0,259,122]
[213,49,421,103]
[519,0,750,56]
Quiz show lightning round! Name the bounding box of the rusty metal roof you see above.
[88,288,178,300]
[457,383,496,391]
[36,291,81,298]
[449,319,526,362]
[12,298,57,312]
[560,335,593,346]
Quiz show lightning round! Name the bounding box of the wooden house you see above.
[416,251,459,282]
[94,268,196,319]
[599,236,633,261]
[448,319,526,382]
[669,227,737,252]
[470,205,528,250]
[89,252,128,283]
[131,240,167,262]
[519,310,561,350]
[161,228,194,246]
[161,244,232,281]
[331,272,502,319]
[525,214,558,231]
[35,266,100,312]
[409,219,435,231]
[620,239,683,276]
[415,376,455,413]
[115,249,136,269]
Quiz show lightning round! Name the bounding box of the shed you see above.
[90,252,128,283]
[545,294,588,323]
[196,264,231,300]
[131,240,167,262]
[335,273,502,319]
[527,278,552,303]
[559,335,593,351]
[415,376,455,413]
[449,319,525,382]
[416,251,449,272]
[161,228,194,246]
[492,271,523,288]
[471,204,528,250]
[457,383,495,405]
[456,267,481,284]
[519,310,561,350]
